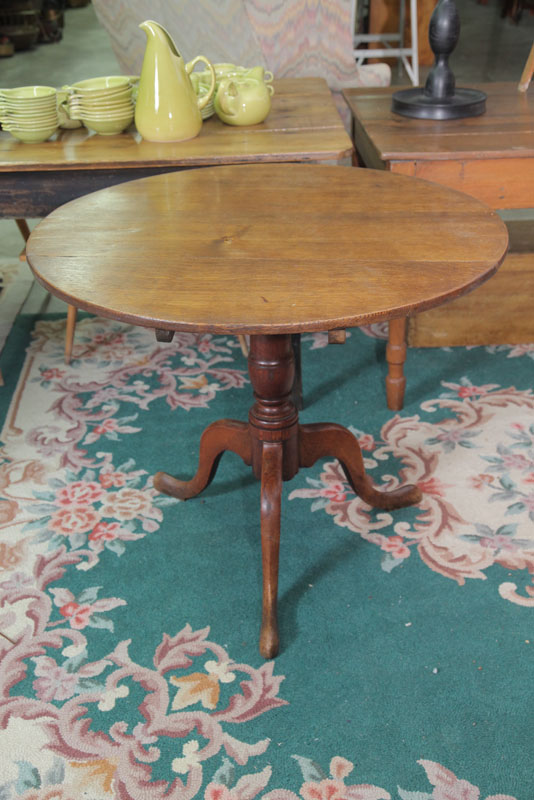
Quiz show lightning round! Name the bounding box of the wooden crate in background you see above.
[407,220,534,347]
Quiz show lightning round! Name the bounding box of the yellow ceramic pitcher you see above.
[134,20,215,142]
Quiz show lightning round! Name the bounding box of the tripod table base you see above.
[154,334,422,658]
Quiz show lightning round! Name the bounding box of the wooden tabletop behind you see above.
[342,82,534,162]
[0,78,353,171]
[26,164,509,335]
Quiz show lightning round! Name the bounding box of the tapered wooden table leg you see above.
[259,441,283,659]
[15,218,31,242]
[386,316,407,411]
[65,304,77,364]
[15,218,30,261]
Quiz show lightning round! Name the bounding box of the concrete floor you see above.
[453,0,534,83]
[1,4,120,258]
[1,0,533,258]
[0,3,120,89]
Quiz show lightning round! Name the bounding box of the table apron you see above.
[0,166,196,218]
[387,157,534,210]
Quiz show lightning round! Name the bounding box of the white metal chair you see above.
[350,0,419,86]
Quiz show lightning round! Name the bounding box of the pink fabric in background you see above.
[92,0,390,131]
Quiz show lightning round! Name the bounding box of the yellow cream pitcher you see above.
[134,20,216,142]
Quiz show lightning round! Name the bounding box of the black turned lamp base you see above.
[392,87,487,120]
[392,0,487,121]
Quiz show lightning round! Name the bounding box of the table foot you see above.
[259,442,283,659]
[154,419,252,500]
[299,422,421,509]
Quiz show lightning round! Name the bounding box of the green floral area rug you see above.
[0,313,533,800]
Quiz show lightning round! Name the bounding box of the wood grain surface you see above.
[344,83,534,162]
[26,163,509,335]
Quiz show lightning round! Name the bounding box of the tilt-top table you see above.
[25,164,509,658]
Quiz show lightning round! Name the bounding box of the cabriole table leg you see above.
[153,419,252,499]
[298,422,421,509]
[259,441,283,659]
[247,335,299,658]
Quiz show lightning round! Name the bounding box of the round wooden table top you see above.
[26,164,509,335]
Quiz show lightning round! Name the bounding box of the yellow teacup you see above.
[68,96,133,113]
[68,88,132,104]
[0,111,58,125]
[0,85,56,100]
[56,89,83,129]
[69,76,131,94]
[0,104,57,118]
[3,123,58,143]
[82,117,134,135]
